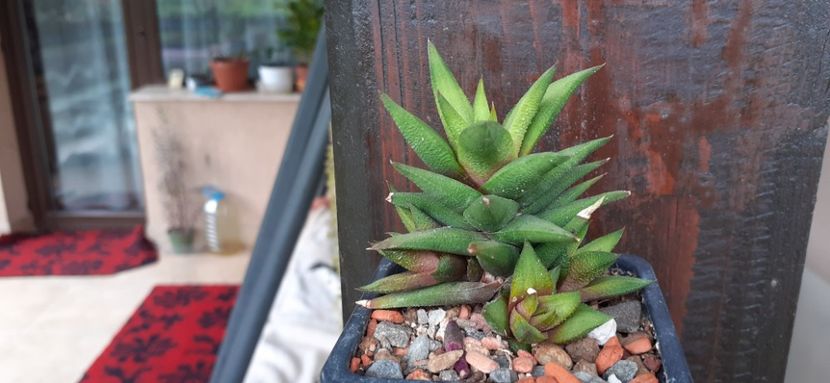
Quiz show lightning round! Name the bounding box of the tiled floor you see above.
[0,251,250,383]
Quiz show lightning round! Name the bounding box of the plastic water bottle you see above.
[202,186,229,253]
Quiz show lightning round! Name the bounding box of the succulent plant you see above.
[356,42,651,343]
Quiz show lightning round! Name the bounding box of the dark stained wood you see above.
[325,1,830,381]
[122,0,165,88]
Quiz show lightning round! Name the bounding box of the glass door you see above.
[21,0,144,219]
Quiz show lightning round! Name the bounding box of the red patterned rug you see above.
[0,226,157,276]
[80,285,239,383]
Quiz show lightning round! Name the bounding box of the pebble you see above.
[512,356,535,373]
[470,313,492,331]
[374,348,398,362]
[358,336,378,355]
[366,319,378,338]
[625,356,649,376]
[596,336,624,375]
[536,377,557,383]
[642,354,661,372]
[607,374,623,383]
[417,309,429,325]
[587,319,617,346]
[565,337,600,362]
[572,360,598,376]
[533,342,573,369]
[460,304,472,319]
[374,321,411,348]
[371,309,405,324]
[494,353,512,369]
[427,349,464,373]
[349,357,360,373]
[630,373,659,383]
[621,333,652,355]
[531,365,546,377]
[406,369,431,381]
[361,354,372,368]
[574,371,606,383]
[600,301,642,333]
[429,308,447,329]
[603,360,637,382]
[444,321,465,351]
[466,350,500,373]
[482,336,504,350]
[407,335,430,362]
[465,337,490,355]
[488,367,518,383]
[543,362,581,383]
[439,369,460,381]
[365,359,403,379]
[518,377,536,383]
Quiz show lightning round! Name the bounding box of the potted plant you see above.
[257,47,294,94]
[321,43,692,382]
[153,123,196,254]
[210,52,250,93]
[277,0,323,92]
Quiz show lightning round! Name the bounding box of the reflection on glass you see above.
[29,0,142,211]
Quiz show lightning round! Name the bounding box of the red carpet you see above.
[0,226,157,276]
[80,285,239,383]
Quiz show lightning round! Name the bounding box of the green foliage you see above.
[359,43,650,346]
[276,0,323,63]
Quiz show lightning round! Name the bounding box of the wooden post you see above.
[325,1,830,381]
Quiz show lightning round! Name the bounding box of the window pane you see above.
[156,0,292,76]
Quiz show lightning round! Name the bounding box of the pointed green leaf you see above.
[371,227,486,256]
[515,293,539,318]
[520,65,604,155]
[552,173,606,208]
[481,152,567,199]
[492,215,577,245]
[468,240,520,277]
[473,79,490,122]
[548,304,611,344]
[456,122,515,184]
[435,92,469,149]
[378,249,437,272]
[389,192,474,229]
[394,203,417,232]
[538,191,631,226]
[521,158,609,214]
[489,102,498,122]
[529,291,580,330]
[392,162,480,211]
[510,242,554,303]
[510,309,547,344]
[463,194,519,232]
[483,294,510,336]
[428,41,472,125]
[549,266,562,287]
[466,257,483,282]
[380,94,463,177]
[503,66,556,155]
[358,281,500,308]
[577,228,624,255]
[579,276,653,302]
[408,205,440,231]
[560,251,619,291]
[358,271,440,293]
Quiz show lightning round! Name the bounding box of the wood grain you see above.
[326,1,830,380]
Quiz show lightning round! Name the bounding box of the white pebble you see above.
[587,318,617,345]
[607,374,622,383]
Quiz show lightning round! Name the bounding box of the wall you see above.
[131,88,298,253]
[0,31,33,234]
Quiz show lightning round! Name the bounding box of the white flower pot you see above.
[258,66,293,94]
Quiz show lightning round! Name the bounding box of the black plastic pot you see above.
[321,255,692,382]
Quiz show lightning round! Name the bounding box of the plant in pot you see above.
[153,123,196,254]
[277,0,323,92]
[210,51,250,93]
[258,47,294,94]
[321,43,692,382]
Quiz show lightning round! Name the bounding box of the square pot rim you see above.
[321,254,692,382]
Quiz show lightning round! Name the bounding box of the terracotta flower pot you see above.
[210,58,250,92]
[294,64,309,92]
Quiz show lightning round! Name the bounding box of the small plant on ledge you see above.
[344,42,666,382]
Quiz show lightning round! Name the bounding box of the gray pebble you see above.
[488,367,518,383]
[365,359,403,379]
[600,301,642,333]
[417,309,429,325]
[531,365,546,377]
[575,371,607,383]
[439,369,460,381]
[494,354,511,369]
[374,321,411,348]
[428,308,446,329]
[603,360,638,382]
[407,335,430,362]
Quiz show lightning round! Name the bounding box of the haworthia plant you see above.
[357,43,652,345]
